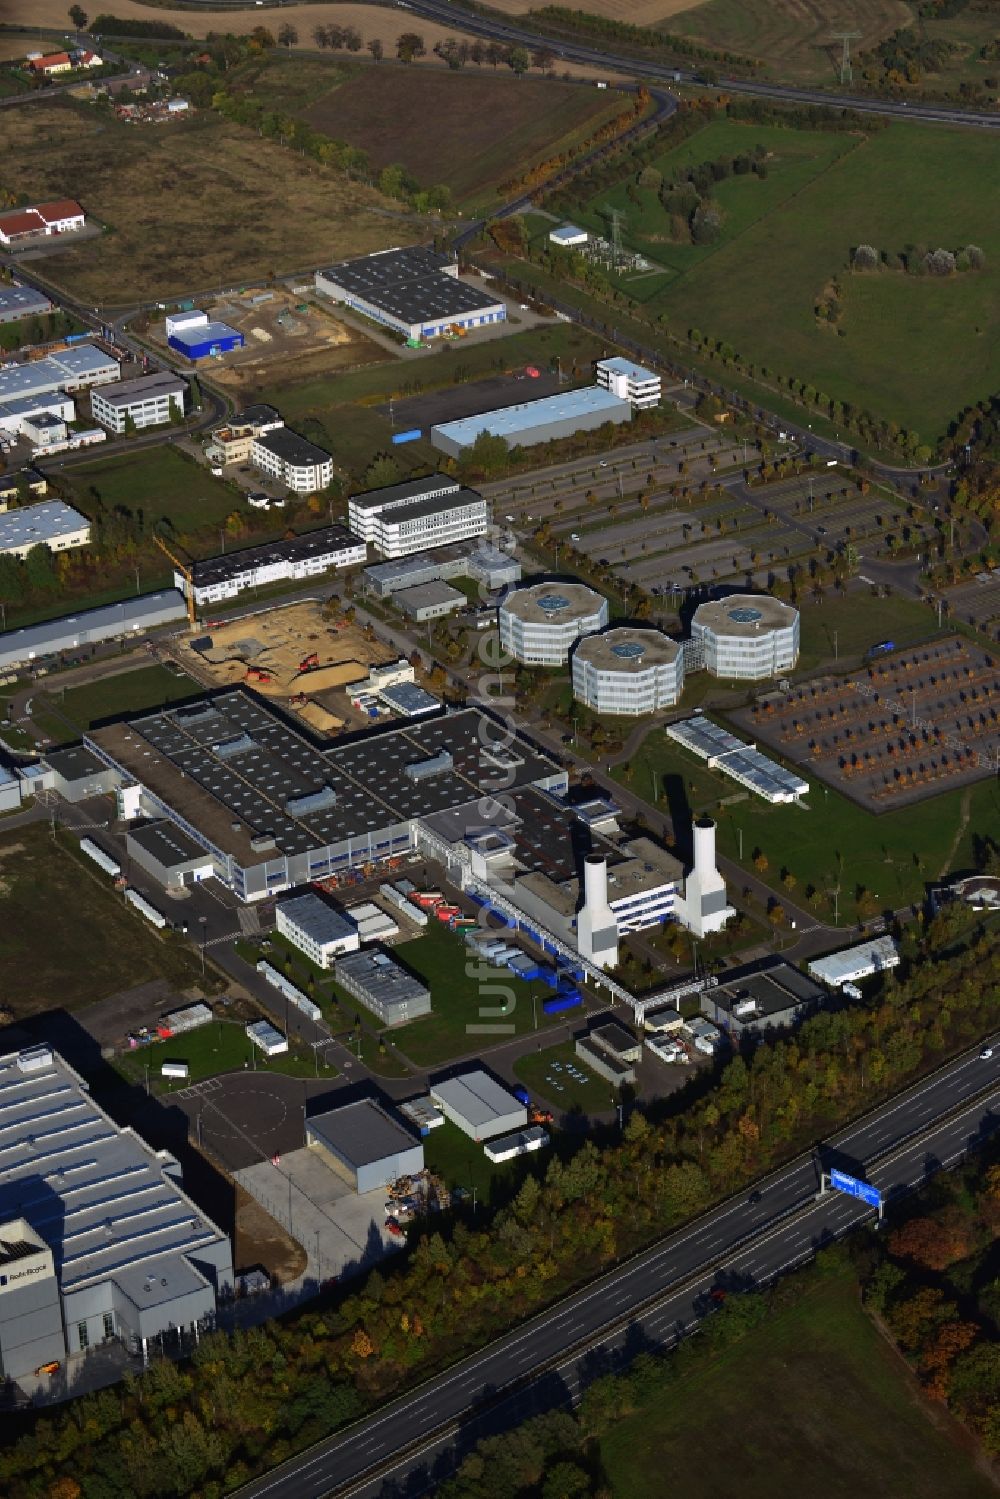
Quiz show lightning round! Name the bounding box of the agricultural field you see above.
[671,0,912,82]
[0,827,204,1019]
[548,118,1000,444]
[600,1266,993,1499]
[0,99,412,304]
[301,67,624,205]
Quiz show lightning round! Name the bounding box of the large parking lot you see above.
[735,635,1000,810]
[943,573,1000,640]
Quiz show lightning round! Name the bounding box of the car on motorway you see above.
[570,532,581,541]
[980,1046,994,1060]
[817,525,827,534]
[599,461,609,468]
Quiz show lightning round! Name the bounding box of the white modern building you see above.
[499,581,608,665]
[91,371,186,433]
[348,475,487,559]
[179,525,366,607]
[690,594,800,680]
[549,224,589,248]
[250,428,333,493]
[276,891,360,968]
[206,403,283,466]
[808,937,900,990]
[596,356,661,410]
[0,1045,232,1378]
[0,344,119,404]
[429,1071,528,1142]
[0,393,75,440]
[572,626,684,715]
[0,499,90,559]
[315,246,506,343]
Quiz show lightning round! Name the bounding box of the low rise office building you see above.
[349,475,487,559]
[175,525,366,607]
[572,626,684,715]
[91,371,186,433]
[499,581,608,666]
[276,890,360,968]
[596,356,661,409]
[333,948,431,1027]
[250,427,333,493]
[206,404,283,465]
[0,499,90,559]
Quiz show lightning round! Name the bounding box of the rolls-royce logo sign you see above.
[0,1261,46,1291]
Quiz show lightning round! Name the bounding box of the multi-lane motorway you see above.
[236,1037,1000,1499]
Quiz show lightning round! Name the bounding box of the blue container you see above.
[391,429,422,445]
[543,993,582,1014]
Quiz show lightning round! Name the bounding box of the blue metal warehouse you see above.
[168,320,245,361]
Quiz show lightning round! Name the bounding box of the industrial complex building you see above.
[85,695,568,903]
[595,357,661,410]
[306,1099,423,1194]
[666,715,809,804]
[0,343,119,404]
[0,1046,232,1379]
[250,428,333,494]
[276,890,360,968]
[0,589,187,671]
[430,385,632,458]
[499,581,608,665]
[315,247,506,343]
[571,627,684,715]
[348,475,488,559]
[167,312,245,361]
[0,283,53,323]
[690,594,800,679]
[0,499,91,559]
[175,525,366,607]
[90,371,186,434]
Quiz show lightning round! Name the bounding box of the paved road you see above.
[235,1037,1000,1498]
[407,0,999,130]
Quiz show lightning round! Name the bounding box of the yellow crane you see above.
[154,534,197,630]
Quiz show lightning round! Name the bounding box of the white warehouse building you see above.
[572,627,684,715]
[499,581,608,666]
[276,890,360,968]
[596,356,661,410]
[690,594,800,680]
[348,475,487,559]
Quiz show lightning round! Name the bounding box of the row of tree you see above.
[851,242,986,275]
[2,901,998,1494]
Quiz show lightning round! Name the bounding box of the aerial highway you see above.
[403,0,1000,131]
[237,1037,1000,1499]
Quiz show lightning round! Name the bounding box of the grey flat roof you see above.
[396,580,465,611]
[433,386,629,446]
[0,499,88,550]
[169,320,241,348]
[0,590,186,669]
[113,1251,210,1310]
[128,819,208,868]
[0,285,51,317]
[334,948,429,1008]
[573,626,681,672]
[379,682,441,716]
[501,580,606,626]
[691,593,798,637]
[0,343,118,401]
[430,1070,522,1128]
[350,475,458,513]
[307,1098,419,1170]
[322,247,502,325]
[254,427,330,467]
[190,525,361,586]
[44,744,108,781]
[278,890,357,945]
[0,1048,228,1294]
[92,371,186,406]
[597,356,659,381]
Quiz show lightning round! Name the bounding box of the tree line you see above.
[528,5,761,74]
[851,242,986,275]
[1,900,998,1494]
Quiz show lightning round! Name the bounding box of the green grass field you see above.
[561,119,1000,444]
[31,664,199,745]
[66,446,242,541]
[0,826,203,1019]
[386,923,568,1067]
[422,1118,531,1203]
[795,590,945,672]
[114,1018,338,1095]
[514,1039,620,1118]
[600,1268,992,1499]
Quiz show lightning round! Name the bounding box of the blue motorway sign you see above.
[830,1168,881,1210]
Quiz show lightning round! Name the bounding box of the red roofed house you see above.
[28,52,73,76]
[0,201,86,246]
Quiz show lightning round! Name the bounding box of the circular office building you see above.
[499,581,608,665]
[691,593,799,680]
[572,627,685,716]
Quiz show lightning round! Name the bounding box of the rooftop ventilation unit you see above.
[405,748,453,782]
[285,785,338,817]
[16,1046,53,1074]
[212,733,254,760]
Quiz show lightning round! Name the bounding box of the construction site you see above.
[150,287,385,393]
[168,600,406,737]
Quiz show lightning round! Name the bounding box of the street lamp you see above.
[199,916,207,975]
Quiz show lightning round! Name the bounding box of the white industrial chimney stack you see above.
[576,854,619,970]
[674,817,734,938]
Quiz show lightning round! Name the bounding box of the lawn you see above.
[114,1018,338,1095]
[31,663,199,745]
[795,590,945,672]
[302,67,623,205]
[387,923,568,1068]
[616,729,1000,920]
[514,1039,621,1118]
[0,826,204,1018]
[422,1118,532,1204]
[557,119,1000,445]
[600,1268,993,1499]
[0,99,412,304]
[66,446,249,541]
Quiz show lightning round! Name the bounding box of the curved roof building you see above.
[499,581,608,665]
[691,594,799,680]
[572,627,684,715]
